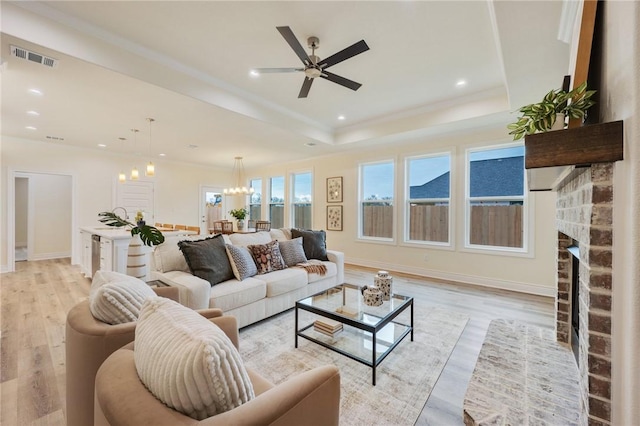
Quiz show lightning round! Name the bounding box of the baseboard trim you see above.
[30,251,72,261]
[0,265,9,274]
[346,257,556,298]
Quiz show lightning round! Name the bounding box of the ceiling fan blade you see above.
[317,40,369,69]
[276,26,312,66]
[298,77,314,98]
[320,71,362,91]
[252,67,304,74]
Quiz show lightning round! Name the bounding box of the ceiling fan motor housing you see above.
[307,36,319,49]
[305,67,322,78]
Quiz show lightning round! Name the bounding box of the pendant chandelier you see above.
[145,117,155,177]
[130,128,140,181]
[223,156,255,196]
[118,137,127,183]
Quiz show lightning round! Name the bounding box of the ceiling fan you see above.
[252,26,370,98]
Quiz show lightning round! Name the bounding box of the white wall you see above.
[29,173,72,259]
[603,1,640,423]
[249,125,558,296]
[0,136,232,270]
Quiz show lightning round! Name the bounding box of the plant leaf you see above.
[131,225,165,247]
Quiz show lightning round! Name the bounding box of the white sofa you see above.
[150,228,344,328]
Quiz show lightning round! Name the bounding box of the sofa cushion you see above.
[225,244,258,281]
[306,260,338,284]
[134,298,254,420]
[209,277,266,311]
[178,235,234,286]
[291,229,330,261]
[152,235,197,273]
[228,231,272,247]
[269,228,291,242]
[248,240,287,274]
[89,270,156,324]
[261,268,308,298]
[278,237,308,267]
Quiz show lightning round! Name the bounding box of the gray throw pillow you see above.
[278,237,308,267]
[225,244,258,281]
[178,235,234,286]
[291,229,329,261]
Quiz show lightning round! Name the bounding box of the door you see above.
[200,186,225,234]
[116,181,154,223]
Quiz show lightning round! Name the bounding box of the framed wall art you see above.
[327,205,343,231]
[327,176,343,203]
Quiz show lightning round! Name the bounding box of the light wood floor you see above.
[0,259,554,425]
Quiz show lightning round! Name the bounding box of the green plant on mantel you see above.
[98,211,165,247]
[507,81,597,140]
[229,208,248,220]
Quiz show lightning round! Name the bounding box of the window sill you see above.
[461,244,533,259]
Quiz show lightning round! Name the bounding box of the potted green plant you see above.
[98,211,165,247]
[507,82,597,140]
[229,208,248,231]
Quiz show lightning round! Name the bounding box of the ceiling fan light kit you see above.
[253,26,370,98]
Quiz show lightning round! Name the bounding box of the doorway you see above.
[7,171,74,272]
[200,186,225,234]
[15,177,28,261]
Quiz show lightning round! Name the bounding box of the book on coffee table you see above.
[314,318,343,336]
[335,305,359,318]
[314,324,343,337]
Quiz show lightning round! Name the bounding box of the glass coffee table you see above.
[295,283,413,385]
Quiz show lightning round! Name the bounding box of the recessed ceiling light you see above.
[249,69,260,77]
[28,88,43,95]
[26,110,40,116]
[159,153,166,157]
[25,126,37,130]
[456,80,467,87]
[98,144,107,148]
[337,115,346,120]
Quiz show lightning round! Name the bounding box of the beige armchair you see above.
[94,315,341,426]
[65,286,225,426]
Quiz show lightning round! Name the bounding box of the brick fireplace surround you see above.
[556,163,613,425]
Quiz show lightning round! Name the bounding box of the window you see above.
[466,144,525,250]
[291,172,312,229]
[359,160,394,240]
[269,176,285,228]
[406,153,451,244]
[249,178,262,221]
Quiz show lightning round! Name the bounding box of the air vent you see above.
[11,45,58,68]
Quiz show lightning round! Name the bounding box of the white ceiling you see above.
[0,1,573,170]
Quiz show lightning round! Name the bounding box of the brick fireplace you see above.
[555,163,613,424]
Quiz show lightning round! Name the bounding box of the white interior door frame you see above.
[200,185,225,234]
[5,168,77,273]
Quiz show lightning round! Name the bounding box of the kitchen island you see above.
[79,226,196,281]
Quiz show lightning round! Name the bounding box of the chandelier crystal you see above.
[223,157,255,196]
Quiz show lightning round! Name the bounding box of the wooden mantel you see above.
[525,120,623,169]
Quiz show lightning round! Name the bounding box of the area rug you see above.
[239,306,469,426]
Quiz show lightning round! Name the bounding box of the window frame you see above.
[358,159,395,243]
[403,151,453,247]
[248,178,262,221]
[463,142,530,255]
[268,175,285,229]
[290,170,313,229]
